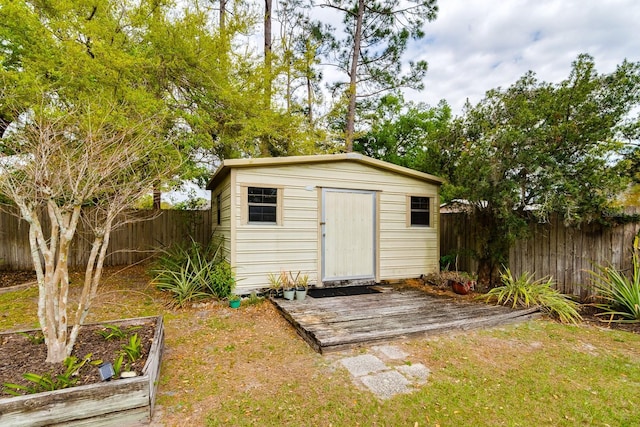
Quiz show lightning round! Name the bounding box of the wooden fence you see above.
[440,207,640,297]
[0,207,212,270]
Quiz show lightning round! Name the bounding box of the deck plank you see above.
[272,286,540,353]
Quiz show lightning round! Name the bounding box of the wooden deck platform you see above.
[272,286,540,353]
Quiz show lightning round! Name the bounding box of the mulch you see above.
[0,321,155,396]
[0,270,36,289]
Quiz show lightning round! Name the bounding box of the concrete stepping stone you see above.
[372,345,409,360]
[396,363,431,384]
[340,354,387,377]
[360,370,411,399]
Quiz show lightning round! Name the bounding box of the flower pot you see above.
[449,279,472,295]
[229,299,241,308]
[295,288,307,301]
[283,289,296,300]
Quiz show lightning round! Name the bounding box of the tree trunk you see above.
[153,190,161,210]
[473,209,511,290]
[306,75,313,125]
[345,0,365,152]
[264,0,273,108]
[220,0,226,32]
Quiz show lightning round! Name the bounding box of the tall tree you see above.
[0,0,180,363]
[278,0,335,123]
[320,0,438,151]
[354,95,452,172]
[445,54,640,288]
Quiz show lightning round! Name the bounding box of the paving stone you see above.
[372,345,409,360]
[360,370,411,399]
[396,363,431,384]
[340,354,388,377]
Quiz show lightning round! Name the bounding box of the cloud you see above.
[403,0,640,114]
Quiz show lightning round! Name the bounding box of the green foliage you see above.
[97,324,141,341]
[437,54,640,286]
[355,96,453,174]
[485,269,582,324]
[113,353,126,378]
[121,334,143,364]
[19,331,45,345]
[3,354,101,396]
[589,237,640,322]
[245,292,265,306]
[267,272,283,296]
[152,238,235,307]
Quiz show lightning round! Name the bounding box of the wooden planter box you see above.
[0,316,164,426]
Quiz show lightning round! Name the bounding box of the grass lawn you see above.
[1,265,639,426]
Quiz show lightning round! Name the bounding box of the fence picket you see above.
[440,209,640,296]
[0,207,211,270]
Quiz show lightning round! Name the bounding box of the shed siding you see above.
[212,174,232,261]
[228,161,439,292]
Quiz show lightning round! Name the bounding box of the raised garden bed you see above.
[0,316,164,426]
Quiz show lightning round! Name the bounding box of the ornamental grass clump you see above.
[151,237,235,307]
[588,236,640,323]
[485,268,582,324]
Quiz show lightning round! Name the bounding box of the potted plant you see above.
[448,275,475,295]
[294,273,309,301]
[281,271,296,300]
[229,294,241,308]
[267,272,283,298]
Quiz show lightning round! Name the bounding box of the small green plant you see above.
[589,236,640,322]
[267,272,283,296]
[294,272,309,290]
[121,333,143,363]
[113,353,126,377]
[281,270,295,291]
[19,331,45,345]
[485,268,582,324]
[440,253,458,271]
[97,324,141,340]
[3,353,101,395]
[245,291,265,306]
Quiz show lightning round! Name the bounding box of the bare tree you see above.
[0,105,179,363]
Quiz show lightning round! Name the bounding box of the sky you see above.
[397,0,640,114]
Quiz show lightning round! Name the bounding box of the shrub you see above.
[589,236,640,323]
[485,268,582,324]
[151,237,235,307]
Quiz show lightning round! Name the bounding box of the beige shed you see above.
[206,153,443,294]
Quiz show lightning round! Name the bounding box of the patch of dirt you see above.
[579,305,640,335]
[0,270,36,289]
[0,320,155,396]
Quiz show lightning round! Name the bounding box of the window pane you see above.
[411,210,430,226]
[249,205,277,223]
[248,187,277,204]
[410,196,430,226]
[411,197,430,210]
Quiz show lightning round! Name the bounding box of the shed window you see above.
[248,187,278,223]
[410,196,430,226]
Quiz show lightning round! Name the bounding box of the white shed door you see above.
[321,188,376,281]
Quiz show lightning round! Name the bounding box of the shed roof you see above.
[206,153,444,190]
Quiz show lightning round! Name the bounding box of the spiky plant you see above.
[485,268,582,324]
[589,236,640,323]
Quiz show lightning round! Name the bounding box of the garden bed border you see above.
[0,315,164,426]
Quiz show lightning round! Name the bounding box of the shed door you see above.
[321,188,376,281]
